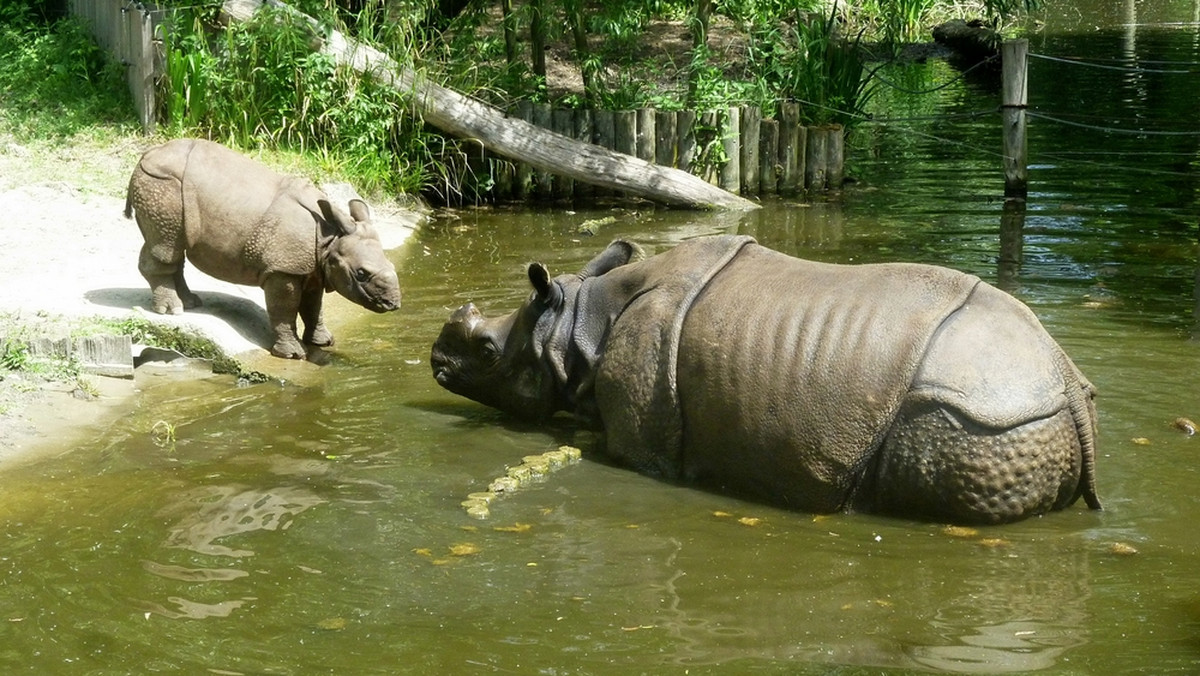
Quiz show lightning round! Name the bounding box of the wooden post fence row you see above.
[479,102,847,203]
[69,0,849,204]
[68,0,160,135]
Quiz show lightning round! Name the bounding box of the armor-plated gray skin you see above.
[124,138,401,358]
[432,236,1102,525]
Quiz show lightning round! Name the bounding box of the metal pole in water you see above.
[1001,39,1029,198]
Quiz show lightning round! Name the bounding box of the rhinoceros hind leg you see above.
[174,269,202,310]
[869,400,1082,525]
[138,245,188,315]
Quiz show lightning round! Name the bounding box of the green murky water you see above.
[4,4,1200,673]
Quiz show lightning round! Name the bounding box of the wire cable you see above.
[1027,110,1200,136]
[1029,52,1197,74]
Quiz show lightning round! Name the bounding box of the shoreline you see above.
[0,175,423,470]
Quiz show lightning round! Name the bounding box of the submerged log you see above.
[932,19,1000,66]
[222,0,757,210]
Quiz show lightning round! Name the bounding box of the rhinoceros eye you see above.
[479,337,501,360]
[355,268,371,282]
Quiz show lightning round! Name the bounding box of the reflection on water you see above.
[158,484,326,557]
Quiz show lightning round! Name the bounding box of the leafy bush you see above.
[160,3,432,196]
[0,4,135,138]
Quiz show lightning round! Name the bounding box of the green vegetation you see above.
[2,0,1039,202]
[88,317,269,383]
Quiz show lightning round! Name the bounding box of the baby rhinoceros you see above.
[124,138,401,358]
[431,235,1102,525]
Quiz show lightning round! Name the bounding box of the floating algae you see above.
[462,445,583,519]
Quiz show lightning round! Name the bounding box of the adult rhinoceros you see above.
[431,235,1101,524]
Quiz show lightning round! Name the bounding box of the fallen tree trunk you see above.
[222,0,758,210]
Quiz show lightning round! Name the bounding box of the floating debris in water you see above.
[941,525,979,539]
[1172,417,1197,436]
[576,216,616,236]
[449,543,481,557]
[317,617,347,631]
[1108,542,1139,556]
[1131,437,1151,446]
[737,517,763,527]
[493,523,533,533]
[462,446,583,519]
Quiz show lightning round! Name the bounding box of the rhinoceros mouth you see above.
[369,297,401,312]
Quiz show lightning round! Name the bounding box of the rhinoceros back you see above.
[670,244,979,511]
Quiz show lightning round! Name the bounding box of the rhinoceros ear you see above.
[317,198,358,236]
[579,240,639,279]
[347,198,372,224]
[528,262,563,308]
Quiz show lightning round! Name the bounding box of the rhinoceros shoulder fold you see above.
[592,235,755,477]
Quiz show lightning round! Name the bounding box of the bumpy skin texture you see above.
[124,138,401,358]
[431,235,1101,524]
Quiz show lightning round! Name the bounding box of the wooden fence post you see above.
[655,110,677,169]
[804,126,827,191]
[739,105,760,195]
[677,110,697,174]
[636,108,656,164]
[1002,39,1029,198]
[827,124,845,189]
[553,109,575,199]
[779,102,801,194]
[573,109,594,201]
[720,107,741,194]
[514,101,534,199]
[759,118,778,194]
[532,103,554,198]
[592,109,615,198]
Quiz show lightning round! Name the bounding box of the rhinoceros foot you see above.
[271,336,307,360]
[303,326,334,347]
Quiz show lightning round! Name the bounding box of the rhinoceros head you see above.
[318,199,401,313]
[431,240,639,420]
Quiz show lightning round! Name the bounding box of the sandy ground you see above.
[0,145,423,468]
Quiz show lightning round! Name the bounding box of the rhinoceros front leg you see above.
[299,286,334,347]
[262,274,306,359]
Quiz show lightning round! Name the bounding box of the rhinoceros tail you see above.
[1058,348,1102,510]
[123,189,133,219]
